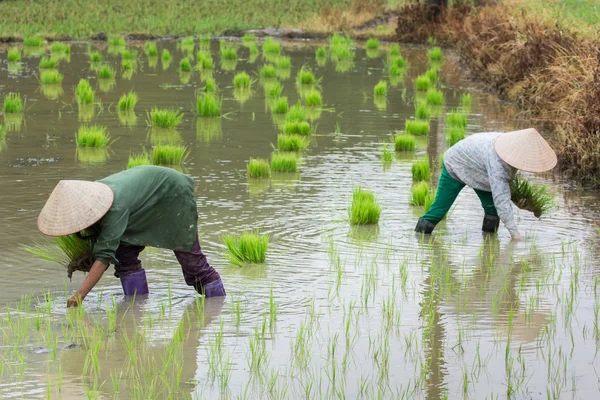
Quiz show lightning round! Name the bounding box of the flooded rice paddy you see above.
[0,38,599,399]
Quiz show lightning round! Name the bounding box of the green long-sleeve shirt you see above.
[93,166,198,265]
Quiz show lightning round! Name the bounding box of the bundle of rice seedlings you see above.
[118,91,138,111]
[180,57,192,72]
[247,158,271,178]
[461,93,472,107]
[22,234,95,279]
[415,102,430,120]
[122,59,134,72]
[266,82,283,98]
[271,152,298,172]
[381,144,393,163]
[97,64,115,79]
[243,33,256,43]
[40,70,64,84]
[395,134,416,151]
[349,187,381,225]
[144,42,158,57]
[39,57,58,69]
[76,125,110,147]
[50,42,68,54]
[24,36,44,47]
[366,38,379,50]
[233,72,252,89]
[148,108,184,128]
[446,126,466,146]
[222,232,269,265]
[415,75,430,91]
[204,77,217,93]
[284,121,311,136]
[315,47,327,58]
[261,64,277,78]
[447,110,467,128]
[426,88,444,105]
[510,176,555,217]
[263,37,281,55]
[197,94,221,117]
[272,97,288,114]
[389,44,401,56]
[405,120,430,136]
[426,67,438,84]
[3,93,23,113]
[108,36,125,46]
[151,144,188,166]
[162,49,172,62]
[428,47,443,61]
[412,158,431,181]
[221,46,237,61]
[76,79,95,105]
[276,56,291,69]
[409,181,430,206]
[7,48,21,62]
[127,152,151,169]
[197,51,214,69]
[297,66,316,85]
[374,80,387,96]
[277,134,309,151]
[423,190,436,213]
[304,90,322,107]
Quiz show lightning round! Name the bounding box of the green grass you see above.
[97,64,115,79]
[415,102,430,120]
[374,80,387,96]
[180,57,192,72]
[277,134,309,151]
[272,97,289,114]
[39,57,58,69]
[447,110,467,128]
[389,43,401,56]
[89,51,102,63]
[461,93,472,107]
[108,36,125,46]
[405,120,430,136]
[284,121,311,135]
[221,46,237,61]
[127,152,151,169]
[75,79,95,104]
[412,158,431,182]
[426,88,444,105]
[366,38,379,49]
[297,66,316,85]
[263,37,281,55]
[304,90,322,107]
[446,126,466,146]
[181,36,194,46]
[261,64,277,78]
[276,56,291,69]
[3,93,23,113]
[425,67,438,84]
[389,55,407,70]
[349,187,381,225]
[7,48,20,62]
[409,181,430,206]
[233,71,252,89]
[197,94,221,117]
[40,69,64,84]
[23,36,44,47]
[118,91,138,111]
[381,144,393,163]
[316,47,327,58]
[424,190,436,213]
[76,125,110,147]
[395,134,416,151]
[122,59,134,71]
[247,158,271,178]
[161,49,172,62]
[510,175,556,217]
[243,33,256,43]
[204,77,217,93]
[266,82,283,98]
[149,108,184,128]
[428,46,443,61]
[152,144,188,166]
[271,152,298,172]
[197,51,214,69]
[144,41,158,57]
[415,75,430,91]
[222,232,269,265]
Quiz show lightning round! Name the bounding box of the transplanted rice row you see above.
[395,134,416,152]
[277,134,309,151]
[76,125,110,147]
[222,232,269,265]
[271,152,298,172]
[247,158,271,178]
[151,144,188,166]
[148,108,184,128]
[3,93,23,113]
[349,187,381,225]
[412,158,431,182]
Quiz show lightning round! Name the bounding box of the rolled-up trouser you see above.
[421,164,498,224]
[114,233,220,292]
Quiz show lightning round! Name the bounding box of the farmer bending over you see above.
[37,166,225,307]
[415,128,557,239]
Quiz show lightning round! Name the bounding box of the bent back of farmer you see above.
[37,165,225,307]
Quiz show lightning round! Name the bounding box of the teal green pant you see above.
[422,165,498,224]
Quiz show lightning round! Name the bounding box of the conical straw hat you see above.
[494,128,557,173]
[37,180,114,236]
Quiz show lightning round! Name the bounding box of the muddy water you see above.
[0,40,599,399]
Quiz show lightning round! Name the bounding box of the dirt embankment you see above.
[396,4,600,186]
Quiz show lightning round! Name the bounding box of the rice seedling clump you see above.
[447,110,467,128]
[276,56,291,69]
[424,190,436,213]
[233,72,252,89]
[197,94,221,117]
[247,158,271,178]
[40,69,64,84]
[428,46,443,61]
[39,57,58,69]
[425,67,438,84]
[76,125,110,147]
[415,102,430,120]
[410,181,431,206]
[510,176,555,217]
[122,59,134,71]
[381,144,393,162]
[221,46,237,61]
[266,82,283,98]
[461,93,472,107]
[161,49,172,61]
[426,88,444,105]
[76,79,95,105]
[271,152,298,172]
[151,144,188,166]
[277,134,309,151]
[415,75,430,91]
[261,64,277,78]
[50,42,69,54]
[272,97,288,114]
[222,232,269,265]
[118,91,138,111]
[263,37,281,55]
[287,103,307,122]
[144,42,158,57]
[24,36,44,47]
[389,43,401,56]
[395,134,416,151]
[243,33,256,43]
[3,93,23,113]
[197,51,214,69]
[366,38,379,49]
[446,126,466,146]
[405,120,430,136]
[284,121,311,136]
[297,66,316,85]
[304,90,322,107]
[97,64,115,79]
[316,47,327,58]
[89,51,102,63]
[349,187,381,225]
[23,234,95,278]
[374,80,387,96]
[204,77,217,93]
[127,152,151,169]
[149,108,184,128]
[108,36,125,46]
[412,158,431,181]
[7,48,21,62]
[180,58,192,72]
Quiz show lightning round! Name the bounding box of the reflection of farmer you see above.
[37,166,225,307]
[415,128,557,240]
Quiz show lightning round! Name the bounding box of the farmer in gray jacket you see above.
[415,128,557,239]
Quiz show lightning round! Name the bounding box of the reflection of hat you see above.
[37,180,114,236]
[494,128,557,173]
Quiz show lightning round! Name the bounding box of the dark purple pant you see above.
[114,234,220,291]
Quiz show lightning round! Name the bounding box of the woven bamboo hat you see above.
[494,128,557,173]
[37,180,114,236]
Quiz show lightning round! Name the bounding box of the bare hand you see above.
[67,294,83,308]
[511,234,523,241]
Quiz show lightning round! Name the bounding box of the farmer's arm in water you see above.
[487,156,522,240]
[68,260,107,307]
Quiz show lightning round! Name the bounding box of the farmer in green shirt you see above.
[37,166,225,307]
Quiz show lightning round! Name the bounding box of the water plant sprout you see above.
[277,134,309,151]
[197,94,221,117]
[297,66,316,85]
[149,108,184,128]
[266,82,283,99]
[247,158,271,178]
[197,51,214,69]
[118,91,138,111]
[405,120,430,136]
[8,48,21,62]
[271,152,298,172]
[366,38,379,50]
[381,144,393,163]
[412,158,431,181]
[395,134,416,151]
[316,47,327,58]
[180,58,192,72]
[144,42,158,57]
[40,70,64,84]
[3,93,23,113]
[127,152,151,169]
[222,232,269,265]
[89,51,102,63]
[415,102,430,120]
[204,78,217,93]
[410,181,431,206]
[349,187,381,225]
[162,49,172,62]
[261,64,277,78]
[510,176,556,217]
[233,72,252,89]
[39,57,58,69]
[221,46,237,61]
[76,125,110,147]
[374,80,387,96]
[97,64,115,79]
[428,46,443,61]
[76,79,95,105]
[263,37,281,55]
[151,144,188,166]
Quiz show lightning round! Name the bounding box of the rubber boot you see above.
[415,218,436,234]
[120,269,149,296]
[482,214,500,233]
[199,278,226,298]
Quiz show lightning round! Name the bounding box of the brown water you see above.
[0,39,599,399]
